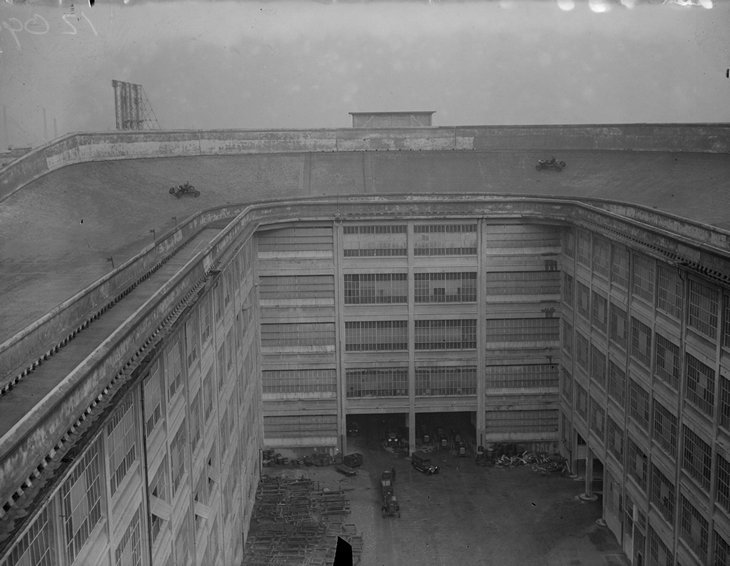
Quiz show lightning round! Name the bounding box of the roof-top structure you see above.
[349,111,435,128]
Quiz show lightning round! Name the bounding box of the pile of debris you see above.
[495,450,568,475]
[243,475,363,565]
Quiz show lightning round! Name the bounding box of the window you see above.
[591,291,607,332]
[189,392,201,453]
[609,303,628,349]
[576,332,589,371]
[261,323,335,348]
[561,367,572,401]
[576,281,590,320]
[185,311,199,367]
[563,230,575,258]
[680,494,709,561]
[345,273,407,304]
[632,253,655,303]
[415,319,476,349]
[723,295,730,349]
[563,320,573,354]
[416,366,477,395]
[144,365,163,438]
[563,272,574,308]
[629,379,650,431]
[652,400,677,459]
[345,320,408,351]
[714,531,730,566]
[606,416,624,462]
[201,295,212,346]
[413,223,477,255]
[685,353,715,417]
[259,275,334,301]
[655,334,680,390]
[608,361,626,407]
[416,272,477,302]
[717,453,730,513]
[630,317,652,367]
[650,465,675,524]
[721,375,730,430]
[611,244,629,288]
[648,526,673,566]
[575,383,588,420]
[688,279,719,340]
[148,457,169,545]
[115,507,142,566]
[576,230,591,266]
[3,506,56,566]
[343,224,407,257]
[590,345,606,389]
[485,364,559,389]
[166,341,183,402]
[627,437,648,490]
[592,236,610,277]
[485,271,559,296]
[107,393,137,496]
[484,410,558,433]
[263,368,337,395]
[682,425,712,490]
[656,265,683,318]
[264,415,338,439]
[171,420,188,495]
[61,437,104,564]
[590,397,605,438]
[485,318,559,343]
[346,368,408,397]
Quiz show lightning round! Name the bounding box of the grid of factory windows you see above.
[632,253,655,303]
[611,244,630,288]
[485,364,558,389]
[627,437,648,489]
[261,323,335,348]
[688,278,719,340]
[648,527,673,566]
[415,272,477,302]
[342,225,407,257]
[682,425,712,490]
[263,368,337,394]
[655,333,680,390]
[721,375,730,430]
[484,271,559,296]
[345,320,408,351]
[344,273,407,304]
[656,265,683,318]
[259,275,334,300]
[346,368,408,397]
[414,319,476,349]
[685,353,715,417]
[609,304,628,349]
[2,506,55,566]
[680,494,709,559]
[415,366,476,395]
[485,318,559,343]
[485,410,558,433]
[652,399,677,459]
[413,223,477,255]
[607,361,625,406]
[650,464,675,524]
[264,415,337,438]
[716,453,730,513]
[629,378,650,432]
[107,393,138,496]
[630,317,652,367]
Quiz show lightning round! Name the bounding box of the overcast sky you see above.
[0,0,728,147]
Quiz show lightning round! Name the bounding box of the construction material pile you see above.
[243,475,363,565]
[495,450,568,474]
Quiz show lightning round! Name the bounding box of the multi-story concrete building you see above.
[0,122,728,565]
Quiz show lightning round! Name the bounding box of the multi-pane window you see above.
[682,425,712,490]
[611,244,629,288]
[185,311,199,367]
[413,224,477,255]
[561,367,572,401]
[342,224,407,257]
[563,319,573,354]
[610,304,628,349]
[606,416,624,462]
[485,271,559,296]
[714,531,730,566]
[576,332,589,371]
[345,273,408,304]
[680,494,709,561]
[624,493,634,535]
[345,320,408,351]
[685,353,715,417]
[259,275,334,301]
[592,236,610,277]
[608,361,626,407]
[60,437,104,564]
[144,365,163,438]
[656,265,683,319]
[201,295,211,346]
[716,453,730,513]
[264,415,338,438]
[721,375,730,430]
[148,457,169,544]
[655,334,680,390]
[632,253,655,303]
[590,345,606,389]
[261,323,335,348]
[485,364,559,389]
[4,506,56,566]
[629,379,650,431]
[415,319,476,349]
[630,317,652,367]
[346,368,408,397]
[576,230,591,266]
[648,526,673,566]
[485,318,559,343]
[688,279,719,340]
[189,392,201,453]
[263,368,337,394]
[166,341,183,402]
[576,281,590,320]
[203,367,214,423]
[171,420,188,495]
[650,465,675,524]
[590,397,605,439]
[107,394,137,496]
[416,366,477,395]
[627,437,648,490]
[724,295,730,349]
[591,291,608,332]
[416,272,477,302]
[563,230,575,258]
[114,507,142,566]
[575,383,588,420]
[484,410,558,433]
[563,272,574,307]
[652,400,678,459]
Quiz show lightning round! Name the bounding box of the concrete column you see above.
[580,447,598,501]
[476,219,487,446]
[407,222,416,455]
[333,221,347,456]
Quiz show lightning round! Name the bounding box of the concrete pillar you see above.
[580,447,598,501]
[407,221,416,456]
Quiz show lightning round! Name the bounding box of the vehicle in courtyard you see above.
[336,464,358,477]
[344,453,364,468]
[347,421,360,436]
[536,157,566,171]
[381,492,401,518]
[411,451,440,475]
[169,182,200,198]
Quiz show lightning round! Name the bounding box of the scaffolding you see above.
[111,80,160,130]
